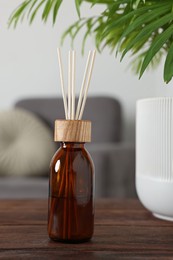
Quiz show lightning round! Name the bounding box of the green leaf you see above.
[28,0,38,17]
[133,0,146,9]
[61,19,85,45]
[9,0,31,27]
[82,18,93,54]
[75,0,82,18]
[118,5,170,48]
[119,31,139,52]
[53,0,63,24]
[121,12,173,60]
[130,52,147,74]
[140,24,173,78]
[8,0,173,82]
[164,42,173,83]
[101,2,169,40]
[71,19,87,45]
[94,17,106,51]
[86,0,115,4]
[30,0,45,23]
[42,0,54,22]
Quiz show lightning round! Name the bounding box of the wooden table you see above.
[0,199,173,259]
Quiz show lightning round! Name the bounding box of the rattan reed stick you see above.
[57,48,68,119]
[78,50,96,120]
[75,50,92,120]
[71,50,76,120]
[68,50,72,119]
[57,48,96,120]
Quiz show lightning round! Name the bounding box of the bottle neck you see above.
[60,142,85,149]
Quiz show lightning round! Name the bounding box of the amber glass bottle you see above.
[48,120,94,243]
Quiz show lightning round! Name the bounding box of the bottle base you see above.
[49,237,92,244]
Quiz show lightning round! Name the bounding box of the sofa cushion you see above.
[0,109,56,176]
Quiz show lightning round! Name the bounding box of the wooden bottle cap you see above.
[54,120,91,142]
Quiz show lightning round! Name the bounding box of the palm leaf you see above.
[9,0,32,27]
[30,0,46,23]
[101,2,169,41]
[61,18,86,45]
[8,0,173,82]
[27,0,39,17]
[164,42,173,83]
[118,5,170,48]
[121,12,173,60]
[140,24,173,78]
[75,0,82,18]
[82,18,97,54]
[42,0,54,22]
[53,0,63,24]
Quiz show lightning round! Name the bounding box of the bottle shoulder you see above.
[51,146,92,160]
[50,145,94,173]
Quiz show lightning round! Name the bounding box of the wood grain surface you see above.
[54,120,91,142]
[0,199,173,259]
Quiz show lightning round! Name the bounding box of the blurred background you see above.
[0,0,173,198]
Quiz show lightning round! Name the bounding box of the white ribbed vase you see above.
[136,97,173,221]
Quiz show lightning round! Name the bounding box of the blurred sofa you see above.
[0,96,136,198]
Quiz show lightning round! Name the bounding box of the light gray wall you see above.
[1,0,173,141]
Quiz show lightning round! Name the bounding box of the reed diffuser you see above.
[48,49,96,243]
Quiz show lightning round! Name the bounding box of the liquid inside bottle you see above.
[48,142,94,243]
